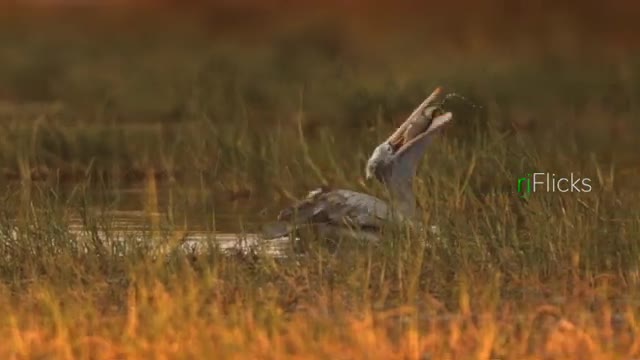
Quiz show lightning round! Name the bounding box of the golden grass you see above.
[0,281,637,360]
[0,11,639,360]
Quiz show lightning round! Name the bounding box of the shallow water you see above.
[7,183,295,257]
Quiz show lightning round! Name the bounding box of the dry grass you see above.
[0,237,638,360]
[0,283,638,359]
[0,10,639,359]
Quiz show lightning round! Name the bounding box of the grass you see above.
[0,11,639,359]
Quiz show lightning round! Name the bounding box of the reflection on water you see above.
[73,184,283,233]
[8,182,295,257]
[63,212,292,258]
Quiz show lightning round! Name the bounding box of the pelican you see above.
[265,87,453,241]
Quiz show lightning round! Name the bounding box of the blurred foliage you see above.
[0,8,637,358]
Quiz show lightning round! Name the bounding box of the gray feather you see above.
[277,187,389,231]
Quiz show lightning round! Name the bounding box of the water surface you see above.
[7,182,295,257]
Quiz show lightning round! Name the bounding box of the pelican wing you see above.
[277,188,389,230]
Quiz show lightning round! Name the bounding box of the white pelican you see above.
[266,87,453,241]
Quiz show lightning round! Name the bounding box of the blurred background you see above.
[0,0,639,229]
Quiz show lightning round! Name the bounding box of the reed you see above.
[0,14,639,359]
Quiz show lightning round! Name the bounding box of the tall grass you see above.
[0,15,639,359]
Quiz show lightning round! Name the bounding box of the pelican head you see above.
[365,142,393,182]
[365,86,453,184]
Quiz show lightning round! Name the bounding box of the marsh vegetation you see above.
[0,7,639,359]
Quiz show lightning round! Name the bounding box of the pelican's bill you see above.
[386,86,451,154]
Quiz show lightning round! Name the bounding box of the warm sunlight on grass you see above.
[0,284,636,359]
[0,4,639,359]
